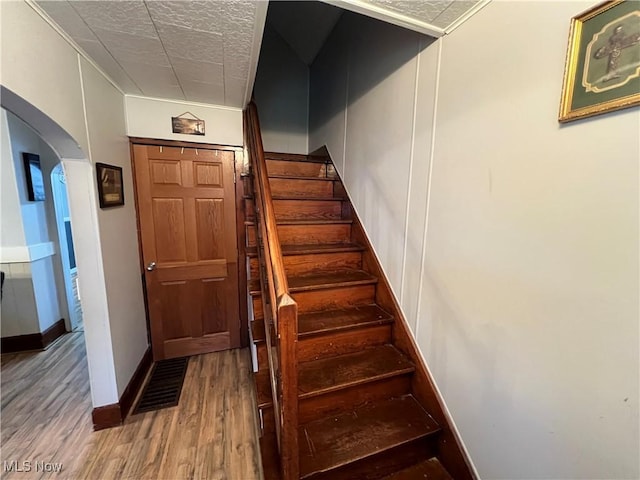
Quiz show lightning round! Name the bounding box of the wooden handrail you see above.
[244,102,299,480]
[246,102,289,297]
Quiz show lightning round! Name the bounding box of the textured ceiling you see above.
[35,1,481,109]
[36,0,267,107]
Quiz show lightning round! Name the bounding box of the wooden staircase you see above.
[243,104,474,480]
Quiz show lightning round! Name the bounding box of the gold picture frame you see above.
[559,0,640,123]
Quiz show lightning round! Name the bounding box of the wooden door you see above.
[132,144,240,360]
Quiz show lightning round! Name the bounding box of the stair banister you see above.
[244,102,299,480]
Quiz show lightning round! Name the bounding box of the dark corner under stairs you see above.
[245,151,473,480]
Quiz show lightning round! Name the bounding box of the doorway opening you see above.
[51,164,83,332]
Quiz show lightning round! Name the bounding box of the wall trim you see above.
[29,242,55,261]
[119,346,153,419]
[1,242,56,263]
[0,246,30,263]
[444,0,492,34]
[1,332,42,353]
[125,94,243,112]
[42,318,67,348]
[91,346,152,430]
[323,0,445,38]
[91,404,122,431]
[1,318,67,353]
[245,1,268,107]
[129,137,242,152]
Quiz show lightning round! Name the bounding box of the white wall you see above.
[5,111,67,333]
[125,95,243,147]
[8,113,49,246]
[0,3,88,158]
[81,58,148,397]
[254,25,309,154]
[309,4,639,479]
[63,159,118,405]
[0,111,37,337]
[1,110,68,335]
[1,1,147,408]
[310,14,435,326]
[0,110,27,257]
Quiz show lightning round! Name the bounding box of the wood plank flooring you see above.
[1,332,263,479]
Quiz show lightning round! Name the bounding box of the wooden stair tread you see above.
[272,195,344,201]
[299,395,440,479]
[265,152,327,164]
[250,269,378,296]
[268,174,336,181]
[251,304,393,344]
[298,304,393,337]
[382,458,454,480]
[244,194,344,201]
[288,270,377,292]
[245,219,352,226]
[298,345,413,398]
[246,242,364,258]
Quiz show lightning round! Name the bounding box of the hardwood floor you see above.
[1,331,263,479]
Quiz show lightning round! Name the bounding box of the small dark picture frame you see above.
[171,116,205,135]
[96,163,124,208]
[22,152,45,201]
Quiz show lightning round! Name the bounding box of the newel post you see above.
[278,293,299,480]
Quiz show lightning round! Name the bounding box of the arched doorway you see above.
[1,86,117,411]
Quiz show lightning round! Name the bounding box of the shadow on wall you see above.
[254,25,309,137]
[310,12,433,132]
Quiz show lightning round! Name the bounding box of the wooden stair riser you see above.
[246,224,257,249]
[247,223,352,247]
[242,175,253,198]
[292,285,376,314]
[256,341,269,370]
[333,180,348,200]
[304,438,439,480]
[266,159,335,178]
[264,152,326,163]
[251,295,264,321]
[270,177,334,198]
[253,323,392,371]
[260,406,276,435]
[249,251,362,278]
[252,284,376,317]
[246,198,344,221]
[298,324,390,362]
[382,458,454,480]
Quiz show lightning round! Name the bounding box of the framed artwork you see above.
[171,112,205,135]
[96,163,124,208]
[22,152,45,201]
[559,0,640,123]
